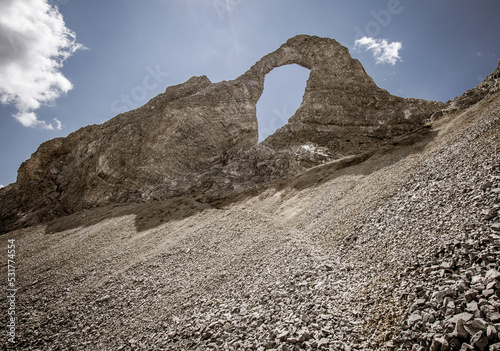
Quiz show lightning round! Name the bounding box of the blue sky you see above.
[0,0,499,186]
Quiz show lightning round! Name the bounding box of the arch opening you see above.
[256,64,310,142]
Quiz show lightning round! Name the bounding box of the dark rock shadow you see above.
[44,196,212,234]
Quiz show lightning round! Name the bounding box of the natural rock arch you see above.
[238,35,441,154]
[0,35,445,232]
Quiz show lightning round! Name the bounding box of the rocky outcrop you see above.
[448,57,500,111]
[204,35,445,199]
[247,36,442,153]
[1,74,258,231]
[0,35,445,233]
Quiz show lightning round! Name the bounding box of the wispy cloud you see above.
[354,37,402,65]
[0,0,85,129]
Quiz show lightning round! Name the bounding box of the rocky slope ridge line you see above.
[0,35,444,233]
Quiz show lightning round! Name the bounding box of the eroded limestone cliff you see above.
[0,35,446,233]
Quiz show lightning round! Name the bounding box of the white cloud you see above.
[14,111,62,130]
[54,117,63,130]
[354,37,402,65]
[0,0,85,128]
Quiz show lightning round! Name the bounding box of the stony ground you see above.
[1,94,500,350]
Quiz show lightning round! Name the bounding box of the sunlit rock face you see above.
[0,35,446,232]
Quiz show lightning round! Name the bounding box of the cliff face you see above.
[1,35,445,232]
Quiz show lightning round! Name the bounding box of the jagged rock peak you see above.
[1,35,451,233]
